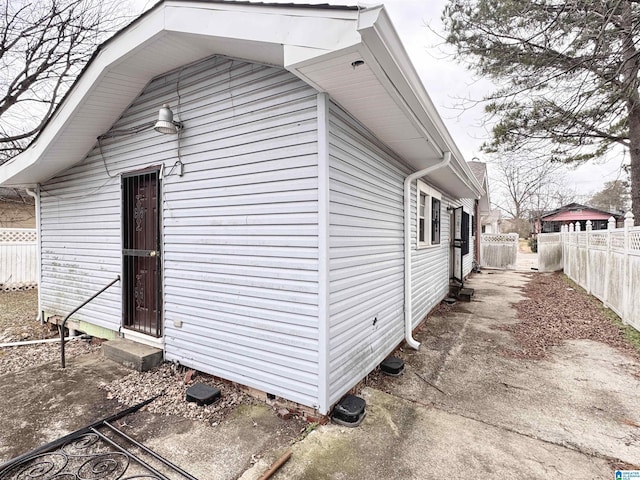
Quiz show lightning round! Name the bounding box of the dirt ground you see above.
[1,273,640,479]
[0,289,50,342]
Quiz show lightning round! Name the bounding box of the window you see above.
[417,180,442,248]
[432,197,441,244]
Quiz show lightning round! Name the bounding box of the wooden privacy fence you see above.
[0,228,38,291]
[480,233,519,269]
[538,213,640,332]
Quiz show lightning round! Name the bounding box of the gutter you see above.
[25,187,42,324]
[403,152,451,350]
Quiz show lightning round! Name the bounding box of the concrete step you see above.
[102,338,163,372]
[458,287,475,302]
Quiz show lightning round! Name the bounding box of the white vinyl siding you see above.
[40,180,122,330]
[326,103,455,405]
[410,192,452,328]
[40,56,321,408]
[327,103,407,405]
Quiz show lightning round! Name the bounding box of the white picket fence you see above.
[0,228,38,291]
[480,233,519,269]
[538,213,640,331]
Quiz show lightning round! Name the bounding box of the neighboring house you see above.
[535,203,623,233]
[482,209,501,234]
[0,1,483,415]
[0,187,35,228]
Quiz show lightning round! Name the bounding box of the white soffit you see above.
[0,0,482,199]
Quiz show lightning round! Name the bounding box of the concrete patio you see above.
[1,270,638,479]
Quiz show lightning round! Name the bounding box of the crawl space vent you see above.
[331,394,366,427]
[380,356,405,376]
[185,383,221,406]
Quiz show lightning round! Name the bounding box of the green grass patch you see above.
[562,274,640,353]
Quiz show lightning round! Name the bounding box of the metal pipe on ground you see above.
[0,336,83,348]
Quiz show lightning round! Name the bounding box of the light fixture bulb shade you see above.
[154,104,178,134]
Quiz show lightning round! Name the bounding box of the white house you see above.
[0,1,483,415]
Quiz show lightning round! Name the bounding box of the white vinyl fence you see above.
[480,233,519,269]
[537,233,563,272]
[538,213,640,331]
[0,228,38,291]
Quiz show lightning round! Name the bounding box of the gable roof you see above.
[541,203,622,222]
[467,161,490,211]
[467,161,485,184]
[0,0,483,198]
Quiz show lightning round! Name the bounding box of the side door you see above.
[122,169,162,337]
[452,206,463,282]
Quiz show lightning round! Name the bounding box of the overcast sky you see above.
[129,0,629,198]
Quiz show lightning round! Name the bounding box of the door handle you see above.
[149,250,158,257]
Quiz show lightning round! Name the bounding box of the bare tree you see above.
[490,156,569,237]
[0,186,34,226]
[490,157,563,218]
[443,0,640,223]
[0,0,131,164]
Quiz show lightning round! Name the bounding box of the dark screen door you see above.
[452,206,463,282]
[122,170,162,337]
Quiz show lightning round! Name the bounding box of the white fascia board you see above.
[0,8,168,186]
[167,0,360,20]
[0,1,363,186]
[165,4,361,51]
[357,7,484,197]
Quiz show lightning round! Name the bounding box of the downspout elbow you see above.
[404,152,452,350]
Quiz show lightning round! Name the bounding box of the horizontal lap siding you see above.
[41,56,320,408]
[410,193,453,327]
[160,58,320,408]
[40,162,122,328]
[328,104,408,406]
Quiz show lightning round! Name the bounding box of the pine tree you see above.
[444,0,640,223]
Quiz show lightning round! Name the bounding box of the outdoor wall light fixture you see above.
[154,104,183,134]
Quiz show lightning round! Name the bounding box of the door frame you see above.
[451,206,464,283]
[121,166,163,339]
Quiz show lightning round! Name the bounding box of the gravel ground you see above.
[0,340,101,374]
[0,289,271,427]
[99,363,257,426]
[0,289,100,374]
[502,272,640,362]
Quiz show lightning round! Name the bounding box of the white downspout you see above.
[403,152,451,350]
[25,186,42,324]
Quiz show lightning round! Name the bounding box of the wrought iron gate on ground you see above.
[0,398,198,480]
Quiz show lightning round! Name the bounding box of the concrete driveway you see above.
[263,270,640,479]
[1,270,638,479]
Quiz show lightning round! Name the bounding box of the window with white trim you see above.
[417,180,442,248]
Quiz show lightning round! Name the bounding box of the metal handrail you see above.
[60,276,120,368]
